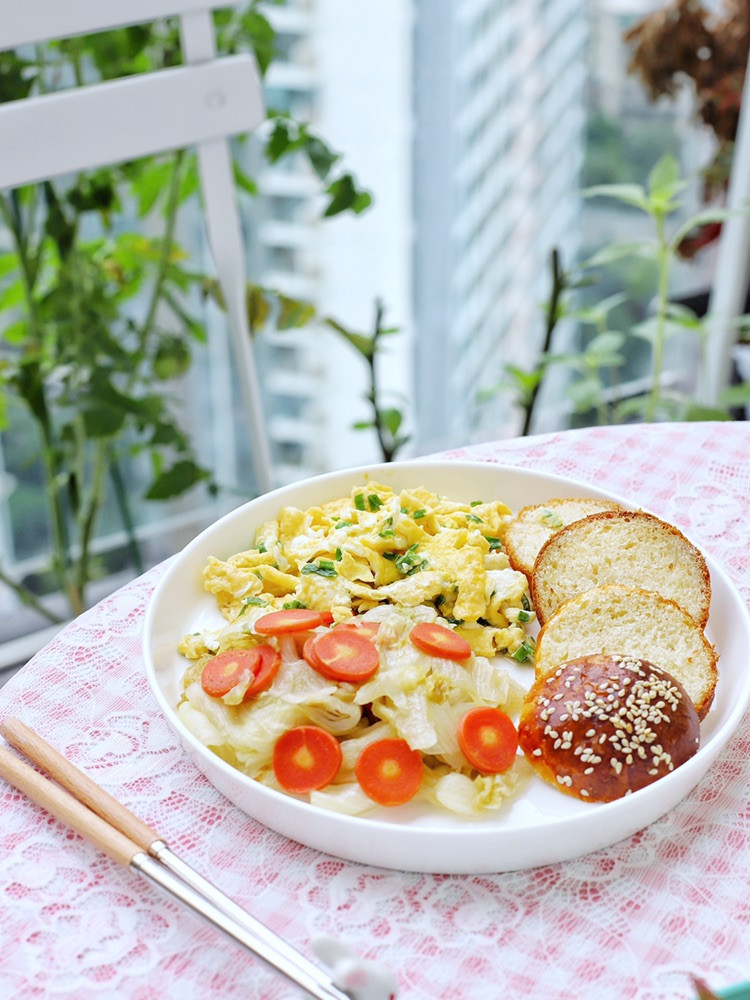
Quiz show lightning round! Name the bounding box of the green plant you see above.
[498,154,750,431]
[0,5,372,622]
[246,287,410,462]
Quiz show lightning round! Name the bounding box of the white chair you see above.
[0,0,273,492]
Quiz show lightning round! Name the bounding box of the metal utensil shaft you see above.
[133,852,351,1000]
[150,839,344,997]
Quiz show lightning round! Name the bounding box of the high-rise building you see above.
[411,0,587,450]
[253,0,588,470]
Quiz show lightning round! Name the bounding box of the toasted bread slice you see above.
[533,583,718,719]
[502,498,622,578]
[530,509,711,627]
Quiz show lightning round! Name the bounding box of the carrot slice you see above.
[457,706,518,773]
[201,646,280,700]
[410,621,472,661]
[273,726,342,793]
[250,643,282,695]
[307,629,380,682]
[254,608,334,635]
[355,738,423,806]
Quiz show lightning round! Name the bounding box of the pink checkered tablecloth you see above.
[1,422,749,1000]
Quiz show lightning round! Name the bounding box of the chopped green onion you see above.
[484,536,502,551]
[382,551,398,561]
[283,600,307,609]
[235,596,268,618]
[354,493,366,511]
[335,547,342,561]
[335,520,353,529]
[301,561,338,578]
[467,513,483,523]
[395,543,424,574]
[368,494,383,511]
[434,594,445,607]
[470,500,483,507]
[540,509,563,529]
[444,616,465,626]
[379,528,395,538]
[255,544,267,553]
[512,637,536,662]
[413,509,426,519]
[517,609,533,623]
[522,593,531,611]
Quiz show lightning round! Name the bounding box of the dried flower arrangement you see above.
[625,0,750,256]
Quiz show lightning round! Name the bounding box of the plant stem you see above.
[109,455,145,576]
[0,192,74,609]
[138,150,185,350]
[646,209,670,421]
[367,299,395,462]
[0,566,64,624]
[522,248,565,436]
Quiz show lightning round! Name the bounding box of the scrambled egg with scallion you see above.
[177,482,537,817]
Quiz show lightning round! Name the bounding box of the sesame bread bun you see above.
[530,510,711,628]
[534,584,718,719]
[518,653,701,802]
[502,498,622,577]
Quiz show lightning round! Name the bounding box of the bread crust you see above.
[518,653,701,802]
[530,509,712,628]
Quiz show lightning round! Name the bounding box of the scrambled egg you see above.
[182,482,531,660]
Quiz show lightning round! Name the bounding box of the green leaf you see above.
[585,329,626,356]
[580,241,657,269]
[582,183,650,213]
[324,174,372,217]
[83,405,127,437]
[233,161,258,197]
[0,278,25,311]
[0,253,20,280]
[613,394,649,422]
[326,318,375,359]
[304,135,340,180]
[277,294,315,330]
[567,374,603,413]
[247,285,271,331]
[153,336,191,380]
[380,407,403,436]
[670,208,733,253]
[647,154,683,201]
[665,303,703,330]
[719,382,750,407]
[1,320,27,345]
[240,8,277,75]
[145,459,209,500]
[266,119,294,163]
[132,160,174,217]
[573,293,627,326]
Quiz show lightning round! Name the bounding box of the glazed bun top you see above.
[518,653,701,803]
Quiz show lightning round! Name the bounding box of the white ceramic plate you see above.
[143,460,750,874]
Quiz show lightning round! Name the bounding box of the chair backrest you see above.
[0,0,273,491]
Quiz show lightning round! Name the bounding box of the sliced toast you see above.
[530,509,711,627]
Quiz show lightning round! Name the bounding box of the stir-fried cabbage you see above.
[178,604,529,816]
